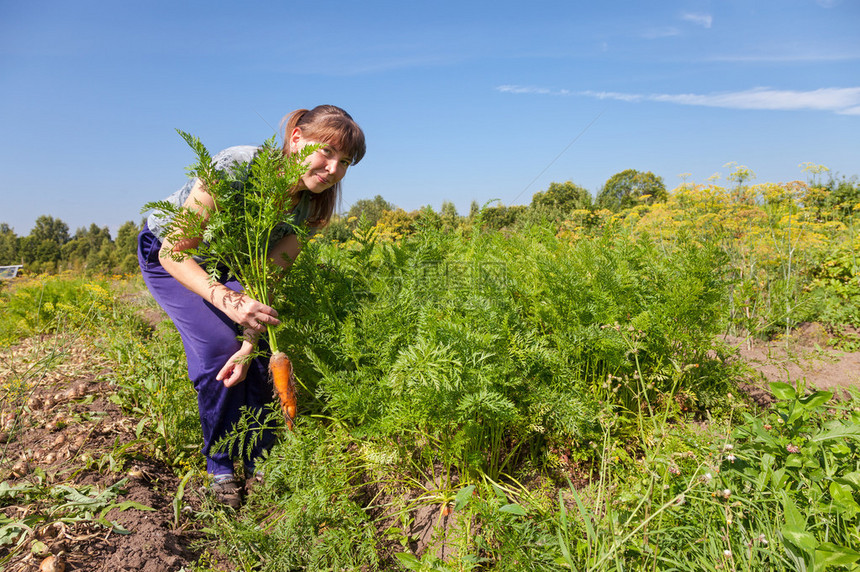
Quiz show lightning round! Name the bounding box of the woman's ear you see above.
[289,127,303,154]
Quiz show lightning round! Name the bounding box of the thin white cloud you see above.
[578,87,860,115]
[498,85,860,115]
[496,85,571,96]
[579,90,643,103]
[681,12,713,28]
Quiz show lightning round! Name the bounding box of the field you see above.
[3,178,860,571]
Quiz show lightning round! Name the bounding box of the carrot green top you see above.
[147,145,312,243]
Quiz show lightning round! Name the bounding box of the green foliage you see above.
[12,160,860,569]
[0,477,153,558]
[62,223,114,272]
[620,176,856,342]
[319,213,353,242]
[530,180,593,219]
[0,223,17,266]
[347,194,395,226]
[280,231,577,479]
[597,169,667,212]
[0,275,119,344]
[207,209,752,569]
[550,384,860,571]
[107,319,202,468]
[215,420,380,571]
[17,215,70,272]
[440,200,459,222]
[480,203,528,230]
[805,174,860,223]
[807,232,860,331]
[115,220,143,273]
[723,383,860,570]
[268,209,734,492]
[461,485,563,571]
[0,218,140,274]
[28,215,70,248]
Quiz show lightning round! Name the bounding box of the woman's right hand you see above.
[216,289,280,333]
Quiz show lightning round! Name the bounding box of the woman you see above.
[138,105,366,508]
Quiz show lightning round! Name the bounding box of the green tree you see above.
[115,220,142,273]
[415,204,443,230]
[597,169,667,212]
[0,223,18,265]
[319,214,352,243]
[30,215,70,246]
[115,220,141,255]
[22,215,70,270]
[468,200,480,219]
[62,223,114,270]
[481,204,528,230]
[531,181,593,216]
[804,174,860,222]
[440,200,459,231]
[347,195,394,226]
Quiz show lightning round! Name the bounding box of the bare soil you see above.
[2,321,859,570]
[725,322,860,399]
[0,335,215,572]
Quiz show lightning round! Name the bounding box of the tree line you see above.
[328,167,859,239]
[0,217,142,275]
[4,166,856,275]
[325,168,671,239]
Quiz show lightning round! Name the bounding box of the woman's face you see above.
[290,128,352,193]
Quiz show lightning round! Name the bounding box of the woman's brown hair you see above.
[280,105,366,226]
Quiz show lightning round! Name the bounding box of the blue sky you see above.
[1,0,858,236]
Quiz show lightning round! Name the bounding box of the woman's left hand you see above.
[216,343,254,387]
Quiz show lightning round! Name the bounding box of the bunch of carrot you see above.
[147,131,316,429]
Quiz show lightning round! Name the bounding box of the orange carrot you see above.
[270,351,296,429]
